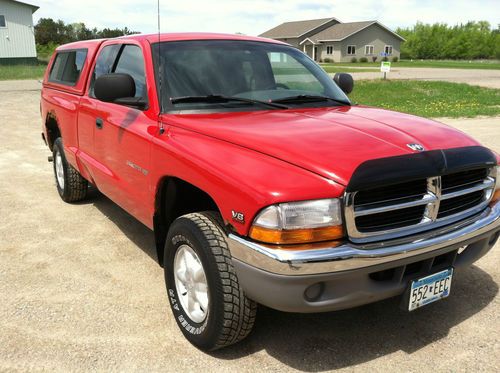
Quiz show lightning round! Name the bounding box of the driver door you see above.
[88,42,155,225]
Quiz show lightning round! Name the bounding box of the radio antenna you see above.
[157,0,165,134]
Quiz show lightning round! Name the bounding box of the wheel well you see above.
[153,177,221,266]
[45,113,61,151]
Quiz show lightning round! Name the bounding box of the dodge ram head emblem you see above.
[407,143,425,152]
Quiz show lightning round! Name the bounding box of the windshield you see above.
[152,40,350,112]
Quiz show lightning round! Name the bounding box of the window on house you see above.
[384,45,393,55]
[326,46,333,55]
[347,45,356,55]
[48,49,88,85]
[0,15,6,27]
[365,45,374,55]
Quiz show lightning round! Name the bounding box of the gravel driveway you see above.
[341,67,500,89]
[0,82,499,372]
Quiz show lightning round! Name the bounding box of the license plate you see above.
[408,268,453,311]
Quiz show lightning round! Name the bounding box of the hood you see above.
[164,106,480,186]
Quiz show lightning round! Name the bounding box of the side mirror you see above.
[333,73,354,95]
[94,73,147,109]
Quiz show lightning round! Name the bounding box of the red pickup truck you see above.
[41,33,500,351]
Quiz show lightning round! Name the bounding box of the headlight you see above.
[249,199,344,245]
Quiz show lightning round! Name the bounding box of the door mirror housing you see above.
[333,73,354,95]
[94,73,147,109]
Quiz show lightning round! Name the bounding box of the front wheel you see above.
[164,212,257,351]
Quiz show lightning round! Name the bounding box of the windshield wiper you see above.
[271,95,350,106]
[170,95,288,109]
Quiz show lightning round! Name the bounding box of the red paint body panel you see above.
[138,32,287,46]
[149,125,342,234]
[72,39,158,226]
[40,33,494,237]
[164,106,480,186]
[40,39,105,169]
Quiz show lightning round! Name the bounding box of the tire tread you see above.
[53,138,88,202]
[64,162,88,202]
[184,212,257,350]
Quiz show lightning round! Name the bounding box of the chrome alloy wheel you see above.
[55,151,65,189]
[173,244,209,323]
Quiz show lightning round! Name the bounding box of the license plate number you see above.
[409,268,453,311]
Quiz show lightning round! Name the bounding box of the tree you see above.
[34,18,60,45]
[34,18,139,46]
[70,22,93,41]
[396,21,498,59]
[97,27,135,38]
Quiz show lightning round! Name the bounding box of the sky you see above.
[27,0,500,35]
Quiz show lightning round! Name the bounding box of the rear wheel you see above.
[164,212,257,351]
[53,138,88,202]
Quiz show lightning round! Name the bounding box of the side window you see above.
[49,53,68,82]
[0,15,6,28]
[89,44,121,96]
[114,45,147,98]
[49,49,87,85]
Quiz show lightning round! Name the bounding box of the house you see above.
[0,0,39,64]
[260,17,405,62]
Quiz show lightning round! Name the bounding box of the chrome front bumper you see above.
[227,200,500,276]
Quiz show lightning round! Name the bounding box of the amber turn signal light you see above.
[490,189,500,205]
[249,225,344,245]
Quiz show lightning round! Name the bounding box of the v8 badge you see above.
[231,210,245,223]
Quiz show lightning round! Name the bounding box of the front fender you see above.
[149,125,345,235]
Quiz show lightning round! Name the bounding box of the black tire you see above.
[52,137,88,202]
[164,212,257,351]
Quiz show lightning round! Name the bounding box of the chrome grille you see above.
[345,167,496,243]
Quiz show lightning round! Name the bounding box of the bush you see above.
[392,56,399,62]
[323,57,333,63]
[372,56,378,62]
[36,42,58,61]
[359,57,368,63]
[382,56,389,62]
[350,57,357,63]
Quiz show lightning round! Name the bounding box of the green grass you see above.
[0,64,47,80]
[350,80,500,118]
[320,66,378,73]
[273,66,376,75]
[321,60,500,70]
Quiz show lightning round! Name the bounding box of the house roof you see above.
[304,21,405,43]
[259,17,339,39]
[8,0,39,12]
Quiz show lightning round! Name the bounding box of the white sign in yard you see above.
[380,61,391,72]
[380,61,391,79]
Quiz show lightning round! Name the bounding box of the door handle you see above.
[96,118,103,129]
